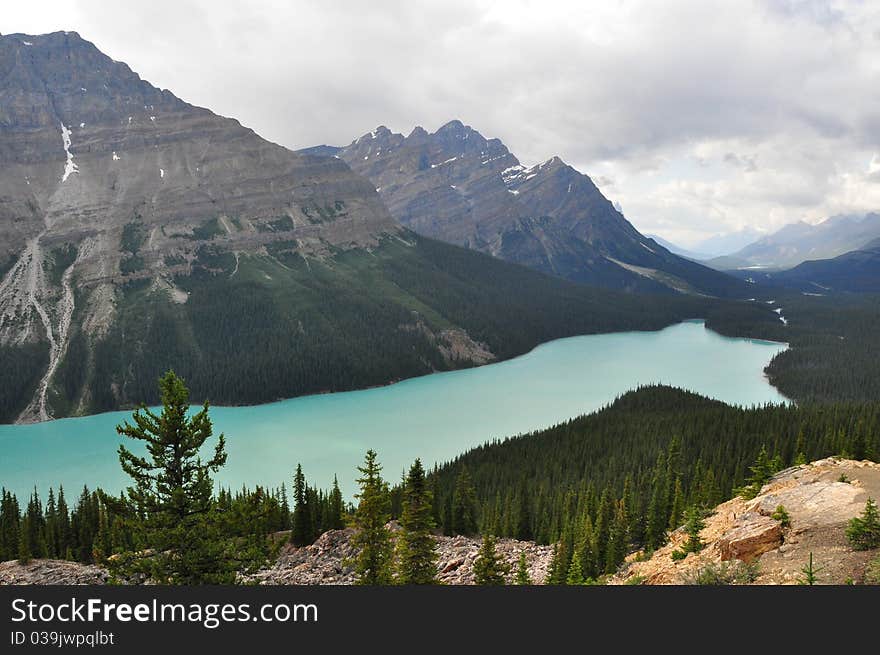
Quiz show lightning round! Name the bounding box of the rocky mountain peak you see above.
[336,119,745,297]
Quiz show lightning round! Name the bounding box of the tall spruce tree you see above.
[395,459,438,584]
[351,450,393,585]
[327,476,345,530]
[451,467,479,535]
[290,464,313,546]
[515,551,532,585]
[515,480,532,541]
[473,534,509,585]
[683,506,705,553]
[102,371,235,584]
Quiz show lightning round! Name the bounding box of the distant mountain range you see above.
[306,122,746,297]
[644,234,711,261]
[708,213,880,270]
[0,32,710,423]
[741,237,880,293]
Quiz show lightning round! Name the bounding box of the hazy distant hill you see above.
[708,213,880,270]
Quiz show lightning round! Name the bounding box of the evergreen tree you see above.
[668,477,684,530]
[56,486,71,560]
[17,514,32,564]
[846,497,880,550]
[451,467,478,535]
[395,459,437,584]
[566,556,586,585]
[278,484,291,531]
[683,506,705,554]
[605,500,629,574]
[645,455,668,550]
[351,450,393,585]
[327,476,345,530]
[290,464,313,546]
[515,551,531,585]
[473,534,509,585]
[576,514,598,580]
[515,481,532,541]
[102,371,236,584]
[797,552,822,585]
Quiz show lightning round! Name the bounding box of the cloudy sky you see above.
[5,0,880,249]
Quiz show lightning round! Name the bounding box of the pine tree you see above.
[290,464,313,546]
[797,552,822,585]
[395,459,437,584]
[473,534,509,585]
[451,467,479,536]
[56,485,70,560]
[101,370,238,584]
[593,487,613,567]
[566,556,586,585]
[668,477,684,530]
[605,500,629,574]
[793,429,807,466]
[17,514,32,564]
[515,481,532,541]
[645,454,668,550]
[683,506,705,553]
[351,450,393,585]
[515,551,531,585]
[846,497,880,550]
[327,476,345,530]
[576,514,598,580]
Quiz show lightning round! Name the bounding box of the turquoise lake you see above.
[0,320,787,500]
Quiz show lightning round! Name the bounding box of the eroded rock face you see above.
[612,458,880,585]
[718,513,783,563]
[0,31,404,422]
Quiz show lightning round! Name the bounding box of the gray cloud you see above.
[4,0,880,248]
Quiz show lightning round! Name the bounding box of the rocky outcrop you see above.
[0,559,109,585]
[717,513,783,563]
[612,458,880,585]
[247,527,553,585]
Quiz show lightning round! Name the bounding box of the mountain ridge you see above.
[321,120,747,297]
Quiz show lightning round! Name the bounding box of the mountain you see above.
[645,234,710,261]
[691,228,764,258]
[327,122,745,297]
[0,32,704,423]
[708,213,880,270]
[768,239,880,293]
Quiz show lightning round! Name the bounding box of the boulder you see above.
[718,513,783,563]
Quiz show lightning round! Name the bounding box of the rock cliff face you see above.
[612,458,880,585]
[332,122,744,297]
[0,31,400,422]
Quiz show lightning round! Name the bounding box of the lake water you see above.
[0,320,787,500]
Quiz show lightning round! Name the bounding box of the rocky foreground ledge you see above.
[246,530,553,585]
[612,458,880,585]
[0,532,553,586]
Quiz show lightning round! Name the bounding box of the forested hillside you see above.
[707,292,880,403]
[425,385,880,577]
